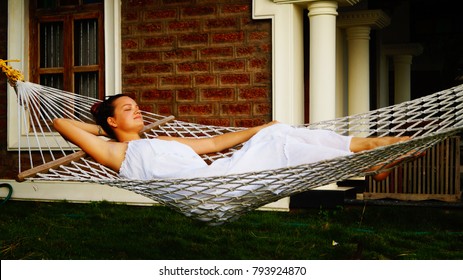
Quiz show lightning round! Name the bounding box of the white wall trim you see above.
[0,179,290,212]
[252,0,305,125]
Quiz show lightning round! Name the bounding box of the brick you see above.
[136,23,162,34]
[196,118,231,127]
[160,75,191,87]
[127,51,161,62]
[177,61,209,72]
[200,47,233,59]
[178,104,214,116]
[235,118,268,128]
[143,36,175,48]
[205,18,238,30]
[222,4,249,14]
[178,33,208,46]
[254,72,271,84]
[236,46,256,57]
[157,104,174,116]
[122,90,138,100]
[168,20,200,32]
[124,77,157,86]
[200,88,234,101]
[125,0,155,7]
[183,6,216,17]
[142,63,173,74]
[122,39,138,49]
[212,31,244,44]
[234,119,255,128]
[253,103,272,116]
[162,0,191,5]
[221,103,251,116]
[121,25,131,36]
[142,89,174,101]
[145,9,177,20]
[214,60,245,72]
[238,88,268,100]
[164,49,196,61]
[249,57,269,70]
[139,104,154,113]
[249,31,270,41]
[177,88,196,101]
[220,74,250,85]
[194,74,216,86]
[123,65,138,75]
[261,44,272,53]
[123,11,139,22]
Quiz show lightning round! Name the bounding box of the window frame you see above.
[7,0,121,150]
[30,2,105,98]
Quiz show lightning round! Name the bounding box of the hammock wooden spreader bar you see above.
[16,150,86,182]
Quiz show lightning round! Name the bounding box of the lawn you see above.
[1,200,462,260]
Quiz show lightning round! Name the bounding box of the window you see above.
[7,0,121,150]
[30,0,105,99]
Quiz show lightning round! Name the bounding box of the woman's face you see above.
[109,96,144,133]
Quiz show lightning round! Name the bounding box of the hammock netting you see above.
[8,78,463,225]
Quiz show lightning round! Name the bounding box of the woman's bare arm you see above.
[53,118,126,171]
[159,121,278,155]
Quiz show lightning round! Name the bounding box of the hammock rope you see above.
[4,59,463,224]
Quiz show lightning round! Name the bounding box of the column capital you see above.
[337,9,390,29]
[345,26,371,41]
[307,1,339,17]
[272,0,361,7]
[383,43,424,56]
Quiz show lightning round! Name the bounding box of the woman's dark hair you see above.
[90,94,128,139]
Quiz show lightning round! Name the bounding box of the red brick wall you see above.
[121,0,272,127]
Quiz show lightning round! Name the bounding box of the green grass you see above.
[1,200,462,260]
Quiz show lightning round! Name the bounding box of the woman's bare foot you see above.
[350,136,412,181]
[350,136,411,153]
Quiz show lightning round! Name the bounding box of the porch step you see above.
[290,184,358,209]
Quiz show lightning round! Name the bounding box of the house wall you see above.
[121,0,272,127]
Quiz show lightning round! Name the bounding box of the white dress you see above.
[119,123,353,180]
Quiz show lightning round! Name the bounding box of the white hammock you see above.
[9,80,463,224]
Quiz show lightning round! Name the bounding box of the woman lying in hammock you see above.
[53,94,409,181]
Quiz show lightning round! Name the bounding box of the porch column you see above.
[384,44,423,104]
[338,10,390,115]
[345,26,371,115]
[393,55,413,103]
[306,0,338,122]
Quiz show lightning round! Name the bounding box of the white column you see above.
[383,43,423,104]
[378,52,390,108]
[337,10,390,116]
[345,26,371,115]
[393,55,413,103]
[307,0,338,122]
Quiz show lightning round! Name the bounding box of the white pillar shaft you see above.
[307,1,338,122]
[346,26,371,115]
[393,55,413,103]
